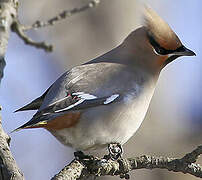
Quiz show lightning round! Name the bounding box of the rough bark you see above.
[0,0,24,179]
[52,146,202,180]
[0,0,17,82]
[0,113,24,180]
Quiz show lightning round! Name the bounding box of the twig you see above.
[181,145,202,163]
[11,0,100,52]
[11,20,53,52]
[23,0,100,31]
[51,159,85,180]
[52,146,202,180]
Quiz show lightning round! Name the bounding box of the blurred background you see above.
[0,0,201,179]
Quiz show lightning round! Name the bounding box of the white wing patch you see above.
[55,92,97,113]
[104,94,119,104]
[72,92,97,99]
[54,92,120,113]
[55,99,85,112]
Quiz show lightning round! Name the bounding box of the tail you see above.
[14,98,41,112]
[10,126,27,133]
[15,86,51,112]
[11,118,48,133]
[11,123,31,133]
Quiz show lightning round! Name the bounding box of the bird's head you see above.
[122,6,195,72]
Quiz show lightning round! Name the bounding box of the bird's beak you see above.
[174,46,196,56]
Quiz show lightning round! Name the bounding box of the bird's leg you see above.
[105,143,123,161]
[74,151,94,161]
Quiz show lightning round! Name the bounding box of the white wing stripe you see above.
[55,92,120,113]
[104,94,119,104]
[55,99,85,113]
[72,92,97,99]
[55,92,97,113]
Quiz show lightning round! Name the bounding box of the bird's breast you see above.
[48,78,157,151]
[109,81,156,144]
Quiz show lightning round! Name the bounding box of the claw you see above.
[108,143,123,161]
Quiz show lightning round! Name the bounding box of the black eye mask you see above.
[147,33,183,55]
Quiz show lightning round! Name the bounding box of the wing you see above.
[13,92,120,131]
[38,63,127,112]
[13,63,128,131]
[35,92,120,117]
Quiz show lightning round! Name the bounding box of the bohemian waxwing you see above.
[14,7,195,158]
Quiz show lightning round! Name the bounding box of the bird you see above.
[13,7,195,159]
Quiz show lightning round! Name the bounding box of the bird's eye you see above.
[156,47,163,54]
[153,47,163,55]
[154,47,167,55]
[147,33,169,55]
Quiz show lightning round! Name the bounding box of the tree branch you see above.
[23,0,100,31]
[11,20,53,52]
[0,0,17,82]
[0,112,24,180]
[52,146,202,180]
[0,0,24,179]
[10,0,100,52]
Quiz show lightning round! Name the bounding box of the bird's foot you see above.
[74,151,94,161]
[105,143,123,161]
